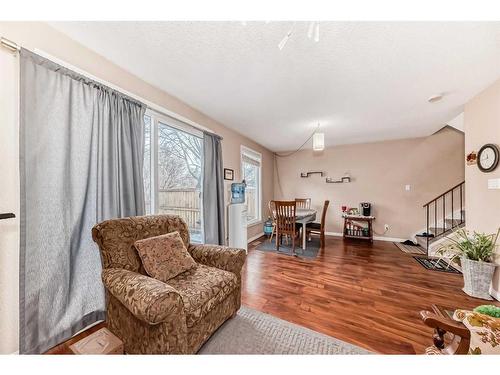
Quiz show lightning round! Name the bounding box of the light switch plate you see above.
[488,178,500,189]
[405,184,411,191]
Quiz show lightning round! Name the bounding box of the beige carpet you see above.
[198,306,370,354]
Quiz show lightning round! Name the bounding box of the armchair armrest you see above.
[102,268,184,325]
[188,244,246,278]
[420,310,470,355]
[420,311,470,338]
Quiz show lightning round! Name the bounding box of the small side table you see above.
[342,214,375,242]
[69,327,124,354]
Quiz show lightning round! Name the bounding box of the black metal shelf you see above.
[300,171,324,178]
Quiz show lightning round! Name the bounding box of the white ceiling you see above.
[49,22,500,151]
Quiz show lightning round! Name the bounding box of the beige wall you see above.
[464,78,500,300]
[0,47,20,354]
[274,127,465,240]
[0,22,273,353]
[0,22,273,238]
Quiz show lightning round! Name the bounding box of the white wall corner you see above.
[446,112,464,132]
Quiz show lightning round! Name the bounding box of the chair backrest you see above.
[92,215,190,273]
[268,200,277,221]
[273,200,297,235]
[295,198,311,209]
[320,200,330,230]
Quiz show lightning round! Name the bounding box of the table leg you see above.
[302,222,306,250]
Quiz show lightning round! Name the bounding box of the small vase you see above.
[461,257,496,300]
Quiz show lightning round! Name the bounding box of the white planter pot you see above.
[461,257,497,300]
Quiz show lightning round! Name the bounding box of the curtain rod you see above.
[0,35,220,138]
[1,37,20,52]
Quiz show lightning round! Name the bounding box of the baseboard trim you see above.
[248,232,264,244]
[248,231,405,244]
[325,232,406,243]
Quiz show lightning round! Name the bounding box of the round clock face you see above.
[478,144,499,172]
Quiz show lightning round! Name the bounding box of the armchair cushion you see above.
[188,244,246,279]
[102,268,184,325]
[454,310,500,354]
[134,231,197,282]
[167,264,238,327]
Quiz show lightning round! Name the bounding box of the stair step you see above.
[444,218,464,227]
[416,223,465,249]
[415,236,431,248]
[429,227,447,235]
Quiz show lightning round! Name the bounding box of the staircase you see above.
[416,181,465,255]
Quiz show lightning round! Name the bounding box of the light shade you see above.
[312,132,325,151]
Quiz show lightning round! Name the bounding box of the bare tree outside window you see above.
[158,123,202,190]
[143,114,204,242]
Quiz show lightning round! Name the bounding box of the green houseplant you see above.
[437,228,499,300]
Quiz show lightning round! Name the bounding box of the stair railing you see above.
[422,181,465,254]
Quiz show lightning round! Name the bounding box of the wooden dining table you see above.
[295,208,317,250]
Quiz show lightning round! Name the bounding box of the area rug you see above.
[413,256,461,274]
[394,241,426,255]
[254,236,320,259]
[198,306,370,354]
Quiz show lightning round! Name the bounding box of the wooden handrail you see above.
[422,181,465,207]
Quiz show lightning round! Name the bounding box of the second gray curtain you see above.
[19,49,145,354]
[202,133,225,245]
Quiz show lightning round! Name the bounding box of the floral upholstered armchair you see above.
[92,215,246,354]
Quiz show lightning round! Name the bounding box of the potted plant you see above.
[437,228,499,300]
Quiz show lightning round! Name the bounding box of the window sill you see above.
[246,220,262,228]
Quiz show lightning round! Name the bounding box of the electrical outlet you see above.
[384,224,390,232]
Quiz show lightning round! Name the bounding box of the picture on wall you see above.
[224,168,234,181]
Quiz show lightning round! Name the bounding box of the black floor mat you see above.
[413,256,461,274]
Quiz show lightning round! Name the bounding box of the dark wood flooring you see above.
[242,235,498,354]
[47,235,498,354]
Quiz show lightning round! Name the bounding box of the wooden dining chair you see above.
[273,200,299,252]
[268,200,277,243]
[306,200,330,249]
[295,198,312,209]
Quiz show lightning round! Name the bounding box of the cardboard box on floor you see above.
[70,328,124,354]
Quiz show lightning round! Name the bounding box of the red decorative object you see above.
[466,151,477,166]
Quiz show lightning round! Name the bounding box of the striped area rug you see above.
[393,242,427,255]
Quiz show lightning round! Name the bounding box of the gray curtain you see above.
[19,49,145,354]
[202,133,225,245]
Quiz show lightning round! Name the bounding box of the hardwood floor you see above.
[47,235,498,354]
[242,235,498,354]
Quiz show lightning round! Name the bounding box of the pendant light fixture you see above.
[312,123,325,151]
[278,21,320,50]
[278,27,294,50]
[313,132,325,151]
[239,21,320,51]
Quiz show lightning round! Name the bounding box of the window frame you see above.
[240,145,262,226]
[144,108,205,243]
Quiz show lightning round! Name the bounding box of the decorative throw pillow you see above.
[134,231,197,282]
[453,309,500,355]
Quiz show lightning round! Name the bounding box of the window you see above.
[241,146,262,225]
[143,115,152,215]
[143,110,204,242]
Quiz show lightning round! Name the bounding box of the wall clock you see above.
[477,143,499,173]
